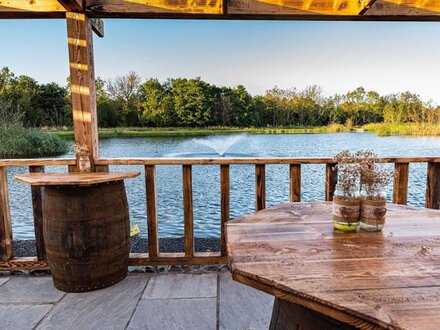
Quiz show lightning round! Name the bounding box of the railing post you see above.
[220,165,230,256]
[290,164,301,202]
[145,165,159,258]
[0,167,13,262]
[255,164,266,211]
[426,162,440,209]
[325,163,337,201]
[29,166,46,260]
[183,165,194,257]
[393,163,409,205]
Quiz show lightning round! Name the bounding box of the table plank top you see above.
[226,202,440,330]
[15,172,140,186]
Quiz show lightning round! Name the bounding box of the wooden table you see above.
[226,202,440,330]
[16,172,140,292]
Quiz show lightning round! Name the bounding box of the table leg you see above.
[269,298,356,330]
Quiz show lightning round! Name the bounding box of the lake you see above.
[6,132,440,239]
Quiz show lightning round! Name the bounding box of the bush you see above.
[0,125,68,158]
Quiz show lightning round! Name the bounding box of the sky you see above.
[1,19,440,103]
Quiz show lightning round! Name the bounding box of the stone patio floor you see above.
[0,271,274,330]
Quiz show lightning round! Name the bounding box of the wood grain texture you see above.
[325,163,337,201]
[289,164,301,202]
[15,172,140,186]
[0,167,12,262]
[43,181,130,292]
[0,158,75,167]
[129,252,227,266]
[145,165,159,258]
[66,12,99,169]
[183,165,194,257]
[426,162,440,209]
[255,164,266,211]
[86,0,223,14]
[58,0,83,11]
[226,202,440,330]
[29,166,46,260]
[393,162,409,205]
[220,164,230,256]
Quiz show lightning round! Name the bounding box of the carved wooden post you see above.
[393,163,409,205]
[66,12,99,171]
[426,162,440,209]
[0,167,12,261]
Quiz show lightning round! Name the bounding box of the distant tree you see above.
[169,78,215,127]
[139,79,175,126]
[107,71,142,126]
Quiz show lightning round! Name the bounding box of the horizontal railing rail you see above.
[1,156,439,271]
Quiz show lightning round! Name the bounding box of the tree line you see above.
[1,67,439,128]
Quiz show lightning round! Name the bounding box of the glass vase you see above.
[332,189,361,232]
[360,188,387,232]
[78,155,91,173]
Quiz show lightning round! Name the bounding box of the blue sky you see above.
[1,19,439,102]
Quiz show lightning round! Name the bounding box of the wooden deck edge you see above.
[0,254,227,271]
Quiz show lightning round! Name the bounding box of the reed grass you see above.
[363,123,440,136]
[0,125,68,158]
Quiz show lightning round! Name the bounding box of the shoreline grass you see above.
[362,123,440,136]
[50,124,350,138]
[0,125,68,158]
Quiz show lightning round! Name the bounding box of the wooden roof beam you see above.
[58,0,83,12]
[359,0,378,15]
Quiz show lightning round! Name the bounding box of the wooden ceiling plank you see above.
[58,0,83,12]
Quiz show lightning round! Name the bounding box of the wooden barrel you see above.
[43,180,130,292]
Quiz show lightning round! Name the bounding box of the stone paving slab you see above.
[38,276,148,330]
[0,277,9,287]
[128,298,217,330]
[0,304,53,330]
[143,273,217,299]
[0,277,64,304]
[219,272,274,330]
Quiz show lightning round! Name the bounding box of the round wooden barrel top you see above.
[15,172,140,186]
[226,202,440,330]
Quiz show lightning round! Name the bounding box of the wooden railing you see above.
[1,156,440,270]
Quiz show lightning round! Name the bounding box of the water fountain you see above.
[167,134,257,158]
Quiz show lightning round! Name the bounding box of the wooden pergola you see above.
[1,0,440,271]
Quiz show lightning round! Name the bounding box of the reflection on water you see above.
[6,133,440,239]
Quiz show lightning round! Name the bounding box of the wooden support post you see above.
[145,165,159,258]
[290,164,301,202]
[393,163,409,205]
[0,167,13,262]
[29,166,46,260]
[426,162,440,209]
[183,165,194,257]
[256,164,266,211]
[66,12,99,170]
[325,163,338,201]
[220,165,230,256]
